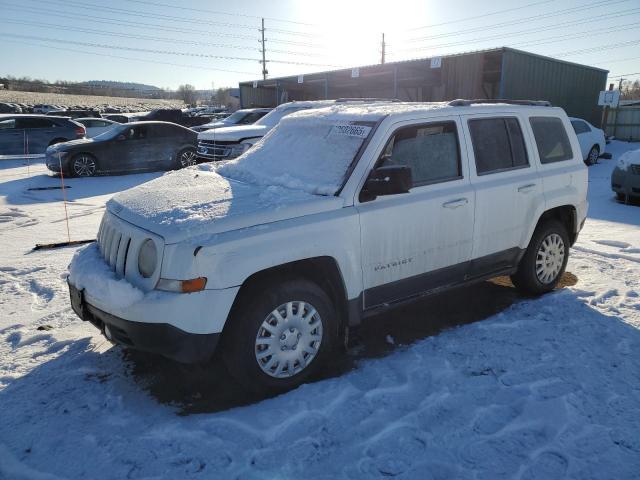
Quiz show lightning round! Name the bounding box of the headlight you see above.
[138,239,157,278]
[228,142,253,158]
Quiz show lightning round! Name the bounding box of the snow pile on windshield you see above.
[68,243,144,309]
[217,107,378,195]
[616,148,640,171]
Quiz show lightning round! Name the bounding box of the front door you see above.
[113,125,155,172]
[357,117,475,309]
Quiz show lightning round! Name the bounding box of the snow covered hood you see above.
[198,124,269,142]
[616,148,640,170]
[46,137,94,152]
[107,166,342,244]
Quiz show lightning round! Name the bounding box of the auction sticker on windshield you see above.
[329,123,372,138]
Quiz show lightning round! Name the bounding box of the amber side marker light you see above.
[157,277,207,293]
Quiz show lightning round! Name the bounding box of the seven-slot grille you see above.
[97,216,132,278]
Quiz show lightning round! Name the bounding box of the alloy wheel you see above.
[180,149,197,167]
[588,147,599,165]
[73,155,96,177]
[254,301,323,379]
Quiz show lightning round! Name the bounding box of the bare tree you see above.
[177,84,197,106]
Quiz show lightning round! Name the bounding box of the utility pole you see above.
[259,18,268,80]
[381,33,386,64]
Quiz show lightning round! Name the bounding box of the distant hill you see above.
[78,80,162,93]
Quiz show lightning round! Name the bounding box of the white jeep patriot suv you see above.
[68,100,588,392]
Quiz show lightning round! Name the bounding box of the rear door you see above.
[357,116,476,308]
[15,117,59,153]
[462,114,542,274]
[0,117,24,155]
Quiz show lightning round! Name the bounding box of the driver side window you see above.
[379,121,462,187]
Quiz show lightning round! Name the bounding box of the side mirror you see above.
[361,165,412,201]
[116,134,126,141]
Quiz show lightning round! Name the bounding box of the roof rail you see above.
[448,99,552,107]
[334,98,402,103]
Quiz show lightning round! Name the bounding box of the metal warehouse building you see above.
[239,47,608,126]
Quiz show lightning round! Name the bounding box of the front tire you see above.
[176,147,197,169]
[222,278,336,393]
[70,153,97,177]
[511,220,569,295]
[586,145,599,166]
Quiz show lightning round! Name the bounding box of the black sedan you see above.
[45,122,198,177]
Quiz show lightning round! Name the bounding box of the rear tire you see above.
[586,145,599,166]
[221,278,336,393]
[511,220,570,295]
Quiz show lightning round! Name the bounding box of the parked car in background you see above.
[47,109,102,119]
[75,118,119,138]
[0,103,22,113]
[191,108,272,133]
[0,115,85,155]
[45,121,198,177]
[569,117,606,165]
[33,104,64,114]
[103,114,130,123]
[139,108,210,128]
[197,101,337,161]
[611,148,640,202]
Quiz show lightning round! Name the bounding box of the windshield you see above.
[218,113,376,195]
[94,124,126,140]
[255,106,312,128]
[223,110,250,124]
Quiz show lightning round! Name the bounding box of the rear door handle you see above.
[517,183,537,193]
[442,198,469,209]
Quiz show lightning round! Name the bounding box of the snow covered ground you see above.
[1,142,639,479]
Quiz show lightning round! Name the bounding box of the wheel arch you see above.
[226,256,350,345]
[534,205,578,246]
[48,138,69,146]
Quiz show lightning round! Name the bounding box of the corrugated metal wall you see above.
[604,107,640,141]
[500,49,607,126]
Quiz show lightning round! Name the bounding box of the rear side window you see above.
[468,117,529,175]
[530,117,573,164]
[16,118,57,129]
[379,121,461,186]
[570,120,590,134]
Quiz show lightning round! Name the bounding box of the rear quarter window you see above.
[529,117,574,164]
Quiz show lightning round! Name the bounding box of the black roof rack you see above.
[335,98,401,103]
[448,99,552,107]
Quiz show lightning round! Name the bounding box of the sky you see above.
[0,0,639,90]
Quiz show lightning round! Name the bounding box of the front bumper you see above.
[69,282,220,363]
[612,166,640,197]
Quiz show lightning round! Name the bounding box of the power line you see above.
[126,0,321,27]
[407,0,554,31]
[609,72,640,78]
[29,0,258,30]
[0,33,346,68]
[2,4,259,41]
[390,7,640,54]
[405,0,628,43]
[30,0,321,38]
[553,39,640,57]
[1,39,256,75]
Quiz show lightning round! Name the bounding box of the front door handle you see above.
[442,198,469,209]
[517,183,537,193]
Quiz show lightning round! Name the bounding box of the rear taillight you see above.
[75,126,86,137]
